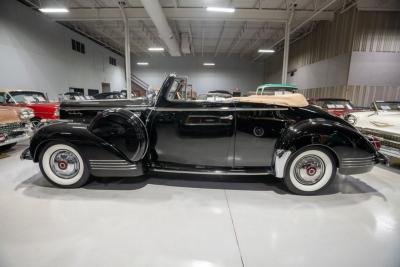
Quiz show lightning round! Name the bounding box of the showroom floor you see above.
[1,144,400,267]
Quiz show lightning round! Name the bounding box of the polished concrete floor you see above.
[1,143,400,267]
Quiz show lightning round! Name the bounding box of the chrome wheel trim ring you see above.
[49,149,80,179]
[293,155,325,185]
[253,126,265,137]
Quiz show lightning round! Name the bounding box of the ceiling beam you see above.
[45,7,334,22]
[214,22,226,57]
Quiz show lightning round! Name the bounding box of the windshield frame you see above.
[8,91,49,104]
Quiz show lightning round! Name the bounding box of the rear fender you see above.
[274,119,377,174]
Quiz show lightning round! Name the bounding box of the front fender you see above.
[29,122,128,162]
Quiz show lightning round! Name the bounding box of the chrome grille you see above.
[0,122,25,135]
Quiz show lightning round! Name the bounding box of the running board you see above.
[150,168,274,176]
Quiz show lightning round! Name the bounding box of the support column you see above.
[282,9,294,84]
[119,3,132,100]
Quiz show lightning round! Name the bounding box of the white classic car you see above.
[345,101,400,151]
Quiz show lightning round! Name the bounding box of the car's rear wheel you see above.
[284,147,337,195]
[39,142,90,188]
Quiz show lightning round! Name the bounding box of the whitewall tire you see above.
[284,147,337,195]
[39,142,90,188]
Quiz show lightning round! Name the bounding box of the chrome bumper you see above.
[0,130,30,148]
[375,152,389,165]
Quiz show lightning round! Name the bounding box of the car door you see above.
[149,78,235,167]
[234,102,288,167]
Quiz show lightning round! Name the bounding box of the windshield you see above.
[374,102,400,111]
[9,91,48,103]
[258,87,297,95]
[316,100,354,109]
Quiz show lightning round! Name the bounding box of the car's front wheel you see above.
[284,147,337,195]
[39,142,90,188]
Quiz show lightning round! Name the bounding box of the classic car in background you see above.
[309,98,358,117]
[255,83,298,95]
[198,90,233,102]
[93,92,126,99]
[345,101,400,153]
[0,106,33,150]
[59,92,95,101]
[0,89,60,127]
[21,75,386,195]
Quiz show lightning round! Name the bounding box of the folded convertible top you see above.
[233,93,309,107]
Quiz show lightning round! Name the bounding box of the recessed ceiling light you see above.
[39,8,69,13]
[258,49,275,53]
[148,47,165,51]
[137,62,149,66]
[206,7,235,13]
[203,62,215,66]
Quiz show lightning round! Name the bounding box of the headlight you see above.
[344,114,357,125]
[19,109,33,120]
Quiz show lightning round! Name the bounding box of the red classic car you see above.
[0,89,59,126]
[309,98,357,118]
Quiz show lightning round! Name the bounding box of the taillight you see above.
[368,135,381,151]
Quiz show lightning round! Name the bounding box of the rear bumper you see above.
[375,152,389,165]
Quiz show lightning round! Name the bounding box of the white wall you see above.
[287,53,350,89]
[0,0,125,99]
[132,56,264,94]
[348,52,400,86]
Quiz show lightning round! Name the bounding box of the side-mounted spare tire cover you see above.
[88,108,148,162]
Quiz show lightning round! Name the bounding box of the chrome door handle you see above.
[220,115,233,120]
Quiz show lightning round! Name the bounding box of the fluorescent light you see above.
[203,62,215,66]
[39,8,69,13]
[206,7,235,13]
[137,62,149,66]
[148,47,165,51]
[258,49,275,53]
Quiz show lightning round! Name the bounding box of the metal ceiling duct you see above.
[140,0,181,56]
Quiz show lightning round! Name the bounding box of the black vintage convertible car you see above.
[21,75,386,195]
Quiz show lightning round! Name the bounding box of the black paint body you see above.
[29,76,383,178]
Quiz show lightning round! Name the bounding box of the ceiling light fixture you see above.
[203,62,215,66]
[137,62,149,66]
[148,47,165,51]
[39,8,69,13]
[258,49,275,53]
[206,7,235,13]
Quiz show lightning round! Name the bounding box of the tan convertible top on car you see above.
[233,93,309,107]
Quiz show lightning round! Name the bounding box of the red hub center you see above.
[307,166,317,176]
[58,161,68,170]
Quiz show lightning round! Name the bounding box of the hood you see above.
[0,107,21,124]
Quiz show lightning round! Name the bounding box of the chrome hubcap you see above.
[294,155,325,185]
[49,149,80,179]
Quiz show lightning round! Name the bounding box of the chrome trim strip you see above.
[274,150,291,178]
[91,167,137,170]
[90,164,137,167]
[0,133,30,147]
[155,107,287,112]
[150,168,271,175]
[89,160,127,162]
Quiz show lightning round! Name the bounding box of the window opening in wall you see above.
[109,57,117,66]
[72,39,85,54]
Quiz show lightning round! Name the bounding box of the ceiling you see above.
[20,0,355,60]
